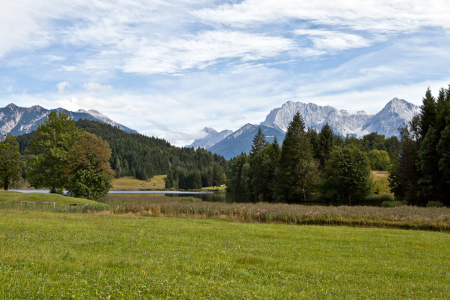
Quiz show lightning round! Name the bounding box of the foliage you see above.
[249,128,269,158]
[427,201,444,208]
[321,145,372,204]
[274,112,319,203]
[381,201,404,207]
[26,111,80,193]
[249,142,280,201]
[64,132,115,199]
[364,194,395,202]
[367,149,391,171]
[317,123,334,168]
[0,133,24,190]
[18,119,229,189]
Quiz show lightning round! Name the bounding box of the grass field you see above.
[111,175,167,190]
[1,210,449,299]
[0,190,98,205]
[201,184,227,191]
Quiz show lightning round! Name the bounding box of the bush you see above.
[381,201,404,207]
[426,201,444,208]
[365,194,395,202]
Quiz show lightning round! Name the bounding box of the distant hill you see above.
[208,124,286,160]
[190,127,233,149]
[0,103,137,136]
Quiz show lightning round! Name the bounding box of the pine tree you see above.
[274,112,318,203]
[317,123,334,168]
[250,128,269,158]
[419,88,437,141]
[0,133,24,190]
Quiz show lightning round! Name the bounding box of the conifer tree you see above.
[250,128,269,158]
[0,133,24,190]
[274,112,318,203]
[317,123,334,168]
[419,88,437,141]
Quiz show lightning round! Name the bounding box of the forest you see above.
[15,119,229,189]
[228,85,450,207]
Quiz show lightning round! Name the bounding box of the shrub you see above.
[381,201,404,207]
[427,201,444,208]
[365,194,395,202]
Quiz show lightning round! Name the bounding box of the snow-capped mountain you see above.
[208,124,285,160]
[190,127,233,149]
[359,98,421,137]
[0,104,137,136]
[261,98,419,137]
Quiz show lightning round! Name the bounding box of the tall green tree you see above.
[274,112,319,203]
[212,163,223,187]
[436,116,450,206]
[64,132,115,199]
[317,123,334,168]
[419,88,437,141]
[27,111,80,193]
[250,128,269,158]
[321,145,372,204]
[367,149,391,171]
[249,140,281,201]
[0,133,24,190]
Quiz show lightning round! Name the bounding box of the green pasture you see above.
[0,190,99,205]
[1,210,449,299]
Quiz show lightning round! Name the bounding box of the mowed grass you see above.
[1,211,449,299]
[0,190,99,205]
[111,175,167,190]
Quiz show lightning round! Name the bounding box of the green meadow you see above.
[1,209,450,299]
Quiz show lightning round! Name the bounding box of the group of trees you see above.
[165,162,225,190]
[1,112,114,198]
[389,86,450,206]
[17,119,229,188]
[228,113,373,203]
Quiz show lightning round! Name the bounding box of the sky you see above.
[1,0,450,146]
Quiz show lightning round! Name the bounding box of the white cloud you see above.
[41,96,125,111]
[122,31,293,74]
[147,119,207,143]
[44,54,65,62]
[194,0,450,32]
[294,30,371,51]
[83,82,113,92]
[231,114,246,123]
[56,82,70,94]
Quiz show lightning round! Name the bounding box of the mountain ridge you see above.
[0,104,137,136]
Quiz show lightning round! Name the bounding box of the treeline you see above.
[227,115,375,204]
[389,86,450,206]
[15,119,229,189]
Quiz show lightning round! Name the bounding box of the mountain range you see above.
[0,104,137,136]
[192,98,420,159]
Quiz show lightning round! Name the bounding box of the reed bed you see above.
[100,195,450,232]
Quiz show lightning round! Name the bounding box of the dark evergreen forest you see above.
[16,119,229,189]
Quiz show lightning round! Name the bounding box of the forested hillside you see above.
[16,119,229,188]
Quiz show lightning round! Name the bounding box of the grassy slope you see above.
[111,175,167,190]
[0,190,99,205]
[371,170,393,195]
[1,211,450,299]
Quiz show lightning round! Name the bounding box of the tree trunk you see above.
[4,177,8,191]
[87,191,90,200]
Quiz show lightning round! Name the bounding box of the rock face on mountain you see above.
[360,98,421,137]
[190,127,233,149]
[208,124,285,160]
[0,104,137,136]
[260,98,420,137]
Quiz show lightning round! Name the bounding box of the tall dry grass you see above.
[100,195,450,232]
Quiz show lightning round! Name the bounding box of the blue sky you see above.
[1,0,450,145]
